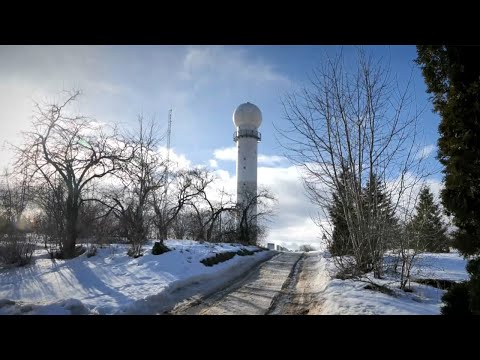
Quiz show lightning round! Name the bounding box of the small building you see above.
[267,243,275,250]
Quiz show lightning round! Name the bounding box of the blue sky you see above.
[0,45,442,249]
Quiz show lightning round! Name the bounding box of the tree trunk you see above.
[206,212,221,242]
[158,226,167,244]
[63,195,79,259]
[63,208,78,258]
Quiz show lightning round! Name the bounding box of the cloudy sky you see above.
[0,45,442,250]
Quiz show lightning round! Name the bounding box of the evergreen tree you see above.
[328,189,351,256]
[328,171,354,256]
[410,186,449,253]
[362,174,397,276]
[416,46,480,314]
[328,173,397,260]
[363,174,396,229]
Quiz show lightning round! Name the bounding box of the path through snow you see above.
[268,252,330,315]
[171,252,303,315]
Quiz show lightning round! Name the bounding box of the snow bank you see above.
[0,240,274,315]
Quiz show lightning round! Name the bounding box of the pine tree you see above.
[363,174,396,230]
[328,173,397,262]
[362,174,397,277]
[328,171,354,256]
[410,186,449,253]
[328,190,351,256]
[416,46,480,314]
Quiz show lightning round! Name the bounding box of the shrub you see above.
[86,245,97,258]
[414,278,456,290]
[201,252,236,266]
[299,245,315,252]
[55,245,86,260]
[441,281,472,315]
[466,259,480,314]
[0,235,35,266]
[363,283,395,296]
[200,247,260,266]
[152,242,170,255]
[237,248,254,256]
[127,246,143,258]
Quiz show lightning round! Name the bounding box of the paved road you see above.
[171,251,327,315]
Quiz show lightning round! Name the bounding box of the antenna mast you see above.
[162,109,173,240]
[166,109,172,169]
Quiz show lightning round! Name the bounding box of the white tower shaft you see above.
[236,135,258,209]
[233,102,262,238]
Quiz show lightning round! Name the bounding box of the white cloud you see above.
[267,219,322,250]
[180,46,290,87]
[209,159,218,168]
[258,165,321,242]
[157,147,191,170]
[208,170,237,204]
[213,147,237,161]
[416,144,437,160]
[213,146,287,166]
[258,154,286,166]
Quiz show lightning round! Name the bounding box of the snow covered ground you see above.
[0,241,469,315]
[0,240,273,315]
[318,250,469,315]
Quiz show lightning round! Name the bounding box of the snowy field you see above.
[0,240,273,315]
[318,251,469,315]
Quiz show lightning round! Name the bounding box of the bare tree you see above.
[299,244,315,252]
[152,168,211,243]
[93,116,166,257]
[276,48,430,279]
[209,189,238,243]
[32,177,67,253]
[393,183,447,291]
[15,90,133,258]
[0,168,30,231]
[170,208,196,240]
[395,223,424,291]
[189,179,236,243]
[235,187,277,246]
[0,169,34,266]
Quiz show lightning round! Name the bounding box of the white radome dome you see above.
[233,102,262,129]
